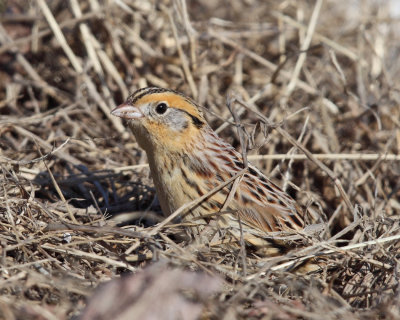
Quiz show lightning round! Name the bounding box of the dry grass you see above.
[1,0,400,319]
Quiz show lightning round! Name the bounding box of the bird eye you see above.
[155,102,168,114]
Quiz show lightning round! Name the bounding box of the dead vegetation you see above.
[1,0,400,319]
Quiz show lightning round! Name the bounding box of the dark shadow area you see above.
[33,164,162,227]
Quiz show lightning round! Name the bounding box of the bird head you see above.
[111,87,206,153]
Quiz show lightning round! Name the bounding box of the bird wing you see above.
[228,165,305,234]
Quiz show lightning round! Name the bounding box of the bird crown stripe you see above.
[127,87,152,102]
[127,87,203,113]
[127,87,171,104]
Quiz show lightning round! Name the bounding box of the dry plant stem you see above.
[245,232,399,281]
[34,140,77,223]
[0,259,56,272]
[14,152,400,179]
[354,156,384,187]
[278,126,355,213]
[237,217,247,277]
[0,102,78,125]
[158,233,219,278]
[319,96,340,152]
[227,96,249,168]
[354,136,396,186]
[89,190,103,216]
[223,98,248,272]
[13,126,80,165]
[326,203,343,235]
[0,24,67,103]
[220,175,244,213]
[176,0,197,71]
[90,36,129,98]
[37,0,125,134]
[149,168,248,236]
[329,49,347,85]
[4,233,89,252]
[0,138,70,165]
[44,222,150,240]
[284,0,323,98]
[235,99,354,214]
[107,153,400,173]
[124,252,153,262]
[218,97,248,210]
[70,0,103,75]
[0,9,106,55]
[208,30,339,114]
[121,24,160,57]
[250,153,400,161]
[270,234,400,273]
[282,114,309,191]
[2,184,24,251]
[272,10,358,61]
[164,7,198,99]
[37,0,82,72]
[70,0,119,113]
[215,86,275,133]
[40,243,135,271]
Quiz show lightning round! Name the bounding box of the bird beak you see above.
[111,102,144,120]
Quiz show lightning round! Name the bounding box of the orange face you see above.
[111,88,206,153]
